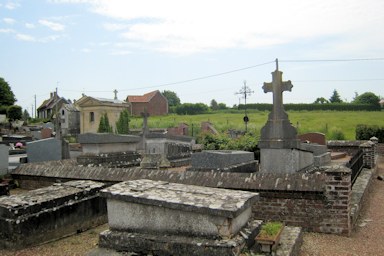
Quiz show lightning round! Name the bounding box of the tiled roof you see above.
[127,90,158,103]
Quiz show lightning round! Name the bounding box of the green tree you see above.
[0,77,16,106]
[98,113,112,133]
[329,89,343,103]
[352,92,380,106]
[210,99,218,110]
[175,103,209,115]
[313,97,329,104]
[116,109,130,134]
[162,90,181,107]
[22,109,30,121]
[7,105,22,121]
[218,103,227,109]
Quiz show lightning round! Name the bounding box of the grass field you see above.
[129,110,384,140]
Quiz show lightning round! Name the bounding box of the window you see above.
[90,112,95,122]
[61,110,65,116]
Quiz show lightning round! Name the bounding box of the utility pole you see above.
[34,94,37,119]
[31,104,34,119]
[55,84,61,139]
[235,80,254,132]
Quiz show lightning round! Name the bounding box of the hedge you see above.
[356,124,384,143]
[238,103,381,111]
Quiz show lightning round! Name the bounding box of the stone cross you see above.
[262,59,293,119]
[113,89,118,100]
[141,109,150,136]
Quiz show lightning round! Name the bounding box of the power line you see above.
[280,57,384,63]
[60,57,384,94]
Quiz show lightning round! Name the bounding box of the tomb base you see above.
[260,148,314,173]
[90,220,262,256]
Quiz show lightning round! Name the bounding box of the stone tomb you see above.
[26,138,70,163]
[77,133,141,167]
[0,180,107,249]
[0,144,8,175]
[93,179,260,256]
[189,150,257,173]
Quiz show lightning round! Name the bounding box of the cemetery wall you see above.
[252,166,352,236]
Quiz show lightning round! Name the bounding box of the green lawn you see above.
[129,110,384,140]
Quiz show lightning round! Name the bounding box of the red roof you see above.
[127,90,159,103]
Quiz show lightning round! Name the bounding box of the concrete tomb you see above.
[189,150,257,173]
[93,179,260,256]
[78,133,141,154]
[0,144,8,175]
[0,180,108,249]
[26,137,69,163]
[140,133,193,168]
[77,133,142,167]
[258,60,330,173]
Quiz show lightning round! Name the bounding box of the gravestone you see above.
[189,150,257,173]
[298,132,326,145]
[40,127,53,139]
[26,138,63,163]
[258,60,314,173]
[0,180,107,249]
[92,179,260,256]
[78,133,140,154]
[0,144,9,175]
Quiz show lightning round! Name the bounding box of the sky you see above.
[1,0,384,116]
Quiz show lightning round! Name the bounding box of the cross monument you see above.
[258,59,299,149]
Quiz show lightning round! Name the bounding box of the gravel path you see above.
[300,155,384,256]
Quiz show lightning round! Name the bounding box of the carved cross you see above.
[262,59,293,119]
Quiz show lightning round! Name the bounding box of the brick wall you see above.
[252,165,352,236]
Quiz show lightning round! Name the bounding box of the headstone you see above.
[258,59,299,149]
[189,150,257,173]
[40,127,53,139]
[26,138,62,163]
[0,180,107,249]
[93,179,260,256]
[298,132,326,145]
[0,144,8,175]
[78,133,140,154]
[258,60,315,173]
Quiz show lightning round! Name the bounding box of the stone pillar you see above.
[360,141,375,169]
[370,136,379,158]
[324,165,351,236]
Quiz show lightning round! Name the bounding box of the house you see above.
[380,98,384,108]
[37,92,69,120]
[126,90,168,116]
[75,95,130,134]
[59,103,80,136]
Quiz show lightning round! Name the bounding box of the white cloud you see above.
[3,18,16,24]
[39,19,65,31]
[25,23,35,29]
[5,2,20,10]
[0,28,14,33]
[57,0,384,55]
[16,33,35,42]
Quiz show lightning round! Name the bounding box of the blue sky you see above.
[1,0,384,116]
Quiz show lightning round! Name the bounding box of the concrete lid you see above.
[101,179,259,218]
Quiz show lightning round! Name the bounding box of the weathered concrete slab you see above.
[26,138,62,163]
[78,133,140,154]
[97,179,260,256]
[0,180,108,249]
[12,160,326,192]
[260,148,314,173]
[101,179,259,238]
[93,220,262,256]
[191,150,254,169]
[0,144,8,175]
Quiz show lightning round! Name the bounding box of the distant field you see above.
[129,110,384,140]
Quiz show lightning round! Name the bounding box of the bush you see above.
[328,128,345,140]
[356,125,384,142]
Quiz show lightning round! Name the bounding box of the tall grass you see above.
[130,110,384,140]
